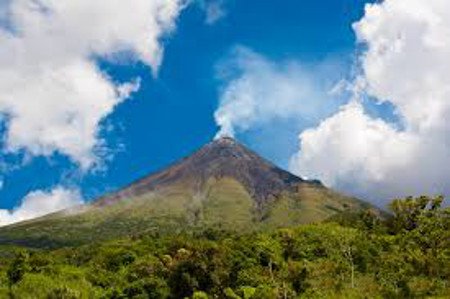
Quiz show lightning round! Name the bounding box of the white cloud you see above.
[0,186,83,226]
[290,0,450,206]
[214,47,344,139]
[290,102,422,206]
[204,0,227,25]
[0,0,185,169]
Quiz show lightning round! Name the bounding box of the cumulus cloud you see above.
[290,0,450,206]
[0,186,83,226]
[214,47,345,139]
[0,0,185,169]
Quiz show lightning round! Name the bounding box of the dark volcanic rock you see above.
[97,137,318,206]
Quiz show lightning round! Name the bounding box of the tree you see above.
[388,195,444,233]
[7,251,29,287]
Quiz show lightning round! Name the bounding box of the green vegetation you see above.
[0,195,449,298]
[0,179,368,248]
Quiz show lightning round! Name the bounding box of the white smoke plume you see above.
[214,47,345,139]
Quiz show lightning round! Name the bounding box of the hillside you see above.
[0,137,372,248]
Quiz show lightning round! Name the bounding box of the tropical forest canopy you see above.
[0,196,449,299]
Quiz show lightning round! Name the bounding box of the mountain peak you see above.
[214,135,235,141]
[213,136,237,145]
[97,137,309,206]
[0,137,371,247]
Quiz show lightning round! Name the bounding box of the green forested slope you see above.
[0,196,449,299]
[0,178,369,248]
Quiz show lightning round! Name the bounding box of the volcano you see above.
[97,137,315,207]
[0,137,372,248]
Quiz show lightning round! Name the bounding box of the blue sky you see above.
[0,0,372,210]
[2,0,449,223]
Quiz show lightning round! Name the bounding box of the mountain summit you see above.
[0,137,372,247]
[97,137,314,207]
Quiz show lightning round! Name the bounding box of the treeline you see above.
[0,196,449,298]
